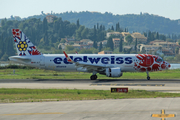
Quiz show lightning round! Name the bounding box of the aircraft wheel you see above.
[94,75,97,80]
[147,76,150,80]
[90,75,97,80]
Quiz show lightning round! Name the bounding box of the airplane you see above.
[9,29,171,80]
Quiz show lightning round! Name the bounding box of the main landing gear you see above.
[90,75,97,80]
[90,71,98,80]
[146,71,150,80]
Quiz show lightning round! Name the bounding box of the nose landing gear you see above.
[146,71,150,80]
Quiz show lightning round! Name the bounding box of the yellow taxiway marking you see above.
[2,112,65,116]
[151,109,176,120]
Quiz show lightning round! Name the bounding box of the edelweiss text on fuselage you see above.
[53,56,133,64]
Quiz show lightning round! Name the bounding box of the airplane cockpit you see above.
[156,58,163,62]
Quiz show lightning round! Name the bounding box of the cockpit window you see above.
[156,58,163,62]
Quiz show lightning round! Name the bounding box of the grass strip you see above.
[0,68,180,79]
[0,88,180,103]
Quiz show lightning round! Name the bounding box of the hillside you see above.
[25,11,180,34]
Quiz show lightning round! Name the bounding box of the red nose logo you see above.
[161,64,166,69]
[168,64,171,68]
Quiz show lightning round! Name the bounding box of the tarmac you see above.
[0,98,179,120]
[0,79,180,120]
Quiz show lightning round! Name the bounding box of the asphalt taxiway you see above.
[0,79,180,92]
[1,79,180,120]
[0,98,180,120]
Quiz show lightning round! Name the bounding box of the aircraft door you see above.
[40,56,45,68]
[146,56,151,65]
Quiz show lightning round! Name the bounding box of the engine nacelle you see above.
[106,67,123,77]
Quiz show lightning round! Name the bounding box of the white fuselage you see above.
[10,54,138,72]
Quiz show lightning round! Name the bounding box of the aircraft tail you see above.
[12,29,42,56]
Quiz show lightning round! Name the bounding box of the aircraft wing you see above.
[75,61,113,72]
[63,51,112,72]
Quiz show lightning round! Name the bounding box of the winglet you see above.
[63,51,74,63]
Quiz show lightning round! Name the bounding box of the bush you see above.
[0,65,35,69]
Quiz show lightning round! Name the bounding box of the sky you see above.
[0,0,180,20]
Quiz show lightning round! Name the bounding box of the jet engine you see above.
[106,67,123,77]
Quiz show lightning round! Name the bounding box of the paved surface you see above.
[0,98,179,120]
[0,79,180,92]
[1,79,180,120]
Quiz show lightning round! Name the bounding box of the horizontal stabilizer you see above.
[9,56,31,63]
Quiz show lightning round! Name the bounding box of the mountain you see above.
[2,11,180,34]
[27,11,180,34]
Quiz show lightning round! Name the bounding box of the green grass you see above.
[0,68,179,79]
[0,88,180,103]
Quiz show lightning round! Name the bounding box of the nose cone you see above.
[166,62,171,69]
[161,61,171,70]
[168,64,171,68]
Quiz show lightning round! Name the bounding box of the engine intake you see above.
[106,67,123,77]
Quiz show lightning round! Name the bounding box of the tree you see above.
[1,53,8,61]
[93,40,97,49]
[65,45,75,51]
[75,26,85,40]
[106,36,114,51]
[99,42,102,52]
[159,34,166,41]
[42,17,48,33]
[81,28,89,39]
[43,32,49,46]
[1,19,5,27]
[175,47,179,54]
[97,23,99,29]
[119,38,123,52]
[111,26,114,31]
[93,25,97,41]
[76,19,80,28]
[135,38,137,52]
[0,34,4,58]
[116,22,120,31]
[125,35,133,45]
[60,38,66,43]
[156,32,159,39]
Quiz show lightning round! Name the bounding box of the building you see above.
[123,46,133,51]
[149,40,165,45]
[121,32,130,38]
[139,44,162,53]
[106,32,122,38]
[79,39,93,45]
[80,44,93,49]
[46,15,57,23]
[131,32,147,43]
[58,43,69,50]
[98,51,113,54]
[98,40,107,47]
[112,38,120,48]
[64,38,75,43]
[153,42,177,49]
[162,49,175,57]
[72,44,81,49]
